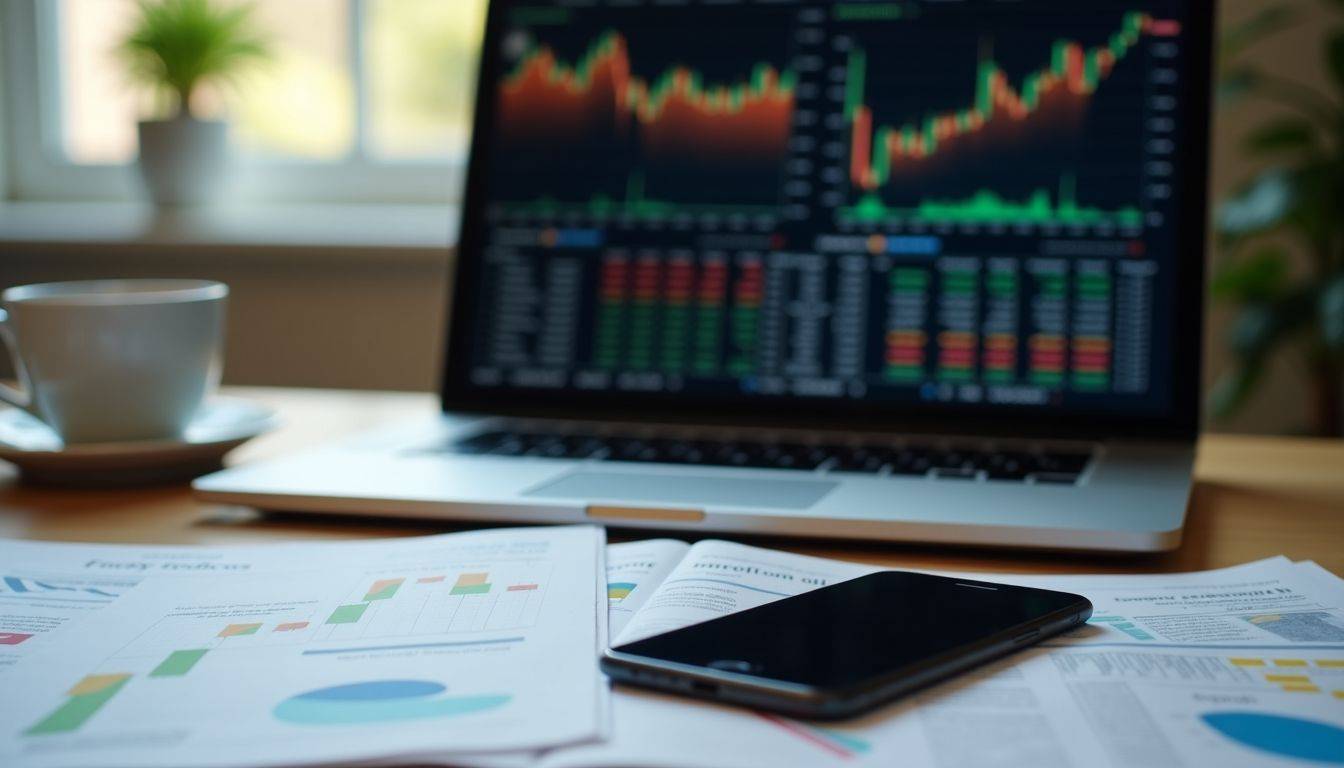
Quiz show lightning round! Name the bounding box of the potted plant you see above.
[120,0,269,206]
[1213,1,1344,436]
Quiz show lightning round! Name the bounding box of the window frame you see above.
[0,0,470,205]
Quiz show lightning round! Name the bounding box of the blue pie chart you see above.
[1202,712,1344,764]
[274,680,510,725]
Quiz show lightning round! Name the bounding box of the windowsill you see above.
[0,201,457,263]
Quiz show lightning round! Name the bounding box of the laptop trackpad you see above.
[525,471,837,510]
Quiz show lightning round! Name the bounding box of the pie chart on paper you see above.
[273,680,510,725]
[1202,712,1344,764]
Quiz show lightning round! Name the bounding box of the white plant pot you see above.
[136,117,230,207]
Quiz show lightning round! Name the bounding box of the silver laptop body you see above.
[196,0,1214,553]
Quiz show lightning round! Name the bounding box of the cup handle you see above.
[0,308,38,416]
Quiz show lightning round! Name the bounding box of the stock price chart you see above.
[833,9,1178,231]
[469,0,1194,417]
[490,6,798,221]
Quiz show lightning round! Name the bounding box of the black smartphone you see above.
[601,571,1092,720]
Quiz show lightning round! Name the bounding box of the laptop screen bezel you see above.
[440,0,1212,442]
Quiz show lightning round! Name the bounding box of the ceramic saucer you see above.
[0,397,279,486]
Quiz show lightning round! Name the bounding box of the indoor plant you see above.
[1213,0,1344,436]
[119,0,269,206]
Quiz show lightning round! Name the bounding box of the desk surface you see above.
[2,387,1342,577]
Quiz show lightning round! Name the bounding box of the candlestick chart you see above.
[836,10,1180,229]
[492,23,796,220]
[465,0,1198,415]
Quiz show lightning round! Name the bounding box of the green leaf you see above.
[1217,171,1295,235]
[1321,273,1344,353]
[1243,118,1318,155]
[1217,67,1259,107]
[1280,164,1343,254]
[1228,304,1281,356]
[1215,65,1341,125]
[1211,291,1316,419]
[1229,292,1316,357]
[1329,30,1344,90]
[1220,5,1301,62]
[1209,362,1265,419]
[1212,248,1291,302]
[119,0,270,118]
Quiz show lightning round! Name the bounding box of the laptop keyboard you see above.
[442,428,1093,485]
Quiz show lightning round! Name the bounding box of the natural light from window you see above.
[56,0,485,165]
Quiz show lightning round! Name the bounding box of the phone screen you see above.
[611,571,1089,691]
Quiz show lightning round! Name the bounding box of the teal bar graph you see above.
[150,649,208,677]
[326,604,369,625]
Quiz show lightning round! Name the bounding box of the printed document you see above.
[0,537,399,671]
[0,526,608,767]
[6,533,1340,767]
[540,543,1344,768]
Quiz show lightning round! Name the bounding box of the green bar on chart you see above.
[25,674,131,735]
[326,603,369,624]
[364,578,405,601]
[150,649,208,677]
[451,573,491,596]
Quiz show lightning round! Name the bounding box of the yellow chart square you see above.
[1265,674,1310,683]
[1273,659,1309,667]
[1282,684,1321,693]
[69,673,131,696]
[218,623,262,638]
[1230,658,1265,667]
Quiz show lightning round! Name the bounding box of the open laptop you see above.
[195,0,1213,552]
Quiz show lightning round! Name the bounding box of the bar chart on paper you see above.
[18,566,557,736]
[87,564,557,674]
[317,567,552,640]
[3,527,607,768]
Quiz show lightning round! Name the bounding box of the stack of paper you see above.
[0,527,608,767]
[2,532,1341,767]
[542,540,1344,768]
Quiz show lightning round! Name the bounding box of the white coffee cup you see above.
[0,279,227,444]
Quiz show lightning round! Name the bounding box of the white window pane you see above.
[366,0,485,160]
[57,0,355,163]
[58,0,143,164]
[233,0,354,159]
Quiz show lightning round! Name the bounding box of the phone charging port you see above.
[690,680,718,695]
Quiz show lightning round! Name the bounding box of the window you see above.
[2,0,486,203]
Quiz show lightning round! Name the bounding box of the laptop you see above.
[195,0,1213,552]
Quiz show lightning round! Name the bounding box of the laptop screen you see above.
[449,0,1208,431]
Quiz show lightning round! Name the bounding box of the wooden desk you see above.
[3,387,1342,577]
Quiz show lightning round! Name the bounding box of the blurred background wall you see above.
[1,244,449,391]
[1208,0,1337,435]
